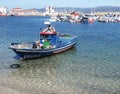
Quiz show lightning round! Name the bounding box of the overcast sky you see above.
[0,0,120,10]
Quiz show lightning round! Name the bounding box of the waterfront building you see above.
[9,7,40,16]
[45,6,58,16]
[9,7,22,16]
[0,7,7,16]
[45,6,54,15]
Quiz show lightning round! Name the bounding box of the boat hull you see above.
[10,37,77,59]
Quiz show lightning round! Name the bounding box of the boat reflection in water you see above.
[9,22,77,59]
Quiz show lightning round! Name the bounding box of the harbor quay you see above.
[0,6,120,23]
[0,7,120,16]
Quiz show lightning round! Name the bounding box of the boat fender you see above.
[10,64,21,68]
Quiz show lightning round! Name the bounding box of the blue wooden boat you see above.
[9,22,77,59]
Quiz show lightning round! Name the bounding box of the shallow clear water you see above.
[0,16,120,94]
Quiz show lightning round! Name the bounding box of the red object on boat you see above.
[40,31,57,35]
[89,18,94,23]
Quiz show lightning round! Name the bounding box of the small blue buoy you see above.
[10,64,21,68]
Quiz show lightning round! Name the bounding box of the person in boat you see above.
[43,24,56,32]
[33,40,43,48]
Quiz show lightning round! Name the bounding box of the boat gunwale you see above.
[9,39,77,53]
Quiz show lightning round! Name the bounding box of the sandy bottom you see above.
[0,85,26,94]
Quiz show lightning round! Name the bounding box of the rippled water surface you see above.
[0,16,120,94]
